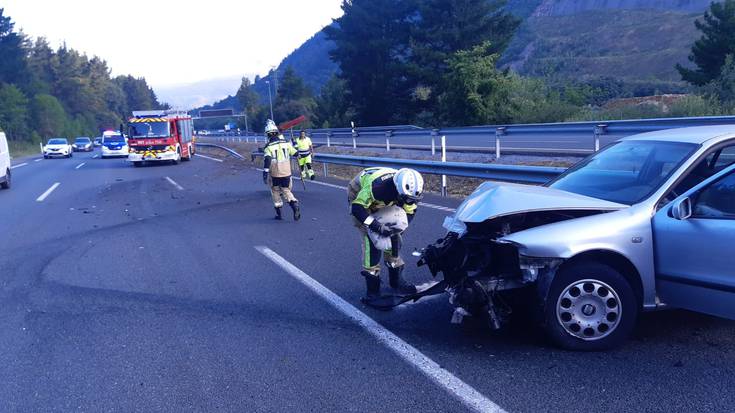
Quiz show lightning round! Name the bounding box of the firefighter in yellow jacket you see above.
[262,120,301,220]
[295,130,315,180]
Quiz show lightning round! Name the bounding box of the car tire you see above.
[1,169,10,189]
[543,261,638,351]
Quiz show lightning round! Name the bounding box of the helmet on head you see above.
[393,168,424,204]
[264,119,279,137]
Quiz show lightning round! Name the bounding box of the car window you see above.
[549,141,696,205]
[693,172,735,219]
[664,143,735,206]
[712,146,735,171]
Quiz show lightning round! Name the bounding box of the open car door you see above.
[653,164,735,319]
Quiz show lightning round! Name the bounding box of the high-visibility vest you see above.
[295,137,312,157]
[264,137,297,177]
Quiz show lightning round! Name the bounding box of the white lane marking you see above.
[92,155,99,159]
[165,176,184,190]
[10,163,27,169]
[254,167,457,212]
[34,159,43,162]
[36,183,60,202]
[75,162,86,170]
[255,246,505,413]
[195,153,224,162]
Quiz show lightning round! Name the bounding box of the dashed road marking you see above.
[10,163,27,169]
[75,162,86,170]
[195,153,224,162]
[165,176,184,190]
[36,183,60,202]
[256,246,505,413]
[92,155,99,159]
[34,159,43,162]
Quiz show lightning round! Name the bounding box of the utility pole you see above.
[266,80,274,120]
[271,65,278,96]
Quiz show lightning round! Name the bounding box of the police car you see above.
[100,131,128,158]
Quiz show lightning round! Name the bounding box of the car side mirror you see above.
[671,197,692,220]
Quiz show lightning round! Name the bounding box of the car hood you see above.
[45,144,68,149]
[453,182,627,223]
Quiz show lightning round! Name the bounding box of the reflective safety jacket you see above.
[263,137,297,177]
[295,136,312,158]
[348,167,417,225]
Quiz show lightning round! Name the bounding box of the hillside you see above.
[501,8,701,88]
[200,0,716,112]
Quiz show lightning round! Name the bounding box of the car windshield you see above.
[129,121,169,138]
[48,139,67,145]
[104,135,125,143]
[548,141,698,205]
[75,138,91,143]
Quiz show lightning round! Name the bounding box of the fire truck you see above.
[127,110,195,166]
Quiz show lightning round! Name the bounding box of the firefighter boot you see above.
[289,201,301,221]
[274,207,283,220]
[361,270,381,300]
[388,265,417,295]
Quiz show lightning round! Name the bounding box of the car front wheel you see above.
[544,261,638,351]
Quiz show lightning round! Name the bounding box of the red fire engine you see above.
[127,110,196,166]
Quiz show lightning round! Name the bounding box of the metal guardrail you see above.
[195,142,245,160]
[198,115,735,157]
[247,150,564,185]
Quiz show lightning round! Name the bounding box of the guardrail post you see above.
[594,124,608,152]
[385,130,392,152]
[39,142,43,154]
[323,162,328,177]
[431,129,438,156]
[352,128,357,149]
[495,127,506,159]
[441,135,447,197]
[326,131,332,147]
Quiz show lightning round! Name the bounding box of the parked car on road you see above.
[93,136,102,147]
[100,133,128,158]
[418,125,735,350]
[72,137,93,152]
[0,131,10,189]
[43,138,73,158]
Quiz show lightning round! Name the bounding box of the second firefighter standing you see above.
[295,130,316,180]
[263,120,301,221]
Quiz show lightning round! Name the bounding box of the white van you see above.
[0,131,10,189]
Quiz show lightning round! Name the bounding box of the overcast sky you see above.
[3,0,344,88]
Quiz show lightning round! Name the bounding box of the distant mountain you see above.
[154,76,248,110]
[532,0,712,15]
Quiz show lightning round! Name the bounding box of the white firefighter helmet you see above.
[393,168,424,204]
[264,119,279,135]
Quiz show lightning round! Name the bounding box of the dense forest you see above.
[0,8,165,150]
[217,0,735,132]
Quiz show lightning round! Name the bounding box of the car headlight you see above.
[518,255,563,283]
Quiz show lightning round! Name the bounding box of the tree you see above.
[677,0,735,86]
[30,94,66,138]
[410,0,519,117]
[0,84,29,139]
[273,67,315,126]
[324,0,415,125]
[314,75,355,128]
[703,54,735,105]
[235,76,261,132]
[438,41,514,125]
[0,8,29,87]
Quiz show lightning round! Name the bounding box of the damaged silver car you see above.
[418,125,735,350]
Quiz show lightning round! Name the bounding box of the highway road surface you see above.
[1,147,734,412]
